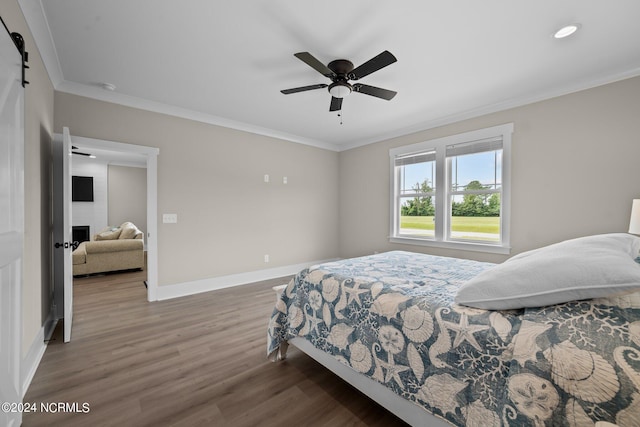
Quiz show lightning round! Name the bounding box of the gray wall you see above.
[108,165,147,236]
[339,75,640,263]
[54,92,340,286]
[55,75,640,286]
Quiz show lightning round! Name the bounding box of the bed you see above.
[267,235,640,426]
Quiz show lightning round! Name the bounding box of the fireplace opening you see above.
[72,226,90,244]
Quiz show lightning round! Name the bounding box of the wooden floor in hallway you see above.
[23,268,408,426]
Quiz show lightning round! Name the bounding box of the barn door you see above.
[0,18,26,427]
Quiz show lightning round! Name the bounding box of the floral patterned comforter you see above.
[267,251,640,426]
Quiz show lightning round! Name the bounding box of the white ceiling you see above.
[71,145,147,168]
[21,0,640,151]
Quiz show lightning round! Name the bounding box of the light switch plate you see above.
[163,213,178,223]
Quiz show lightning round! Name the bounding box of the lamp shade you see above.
[630,199,640,235]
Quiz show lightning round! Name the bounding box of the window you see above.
[395,151,436,238]
[390,123,513,254]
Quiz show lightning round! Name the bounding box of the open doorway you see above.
[71,157,149,290]
[69,135,159,301]
[53,134,159,333]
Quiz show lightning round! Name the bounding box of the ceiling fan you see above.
[281,50,398,112]
[71,145,93,157]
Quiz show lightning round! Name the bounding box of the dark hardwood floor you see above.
[23,267,408,426]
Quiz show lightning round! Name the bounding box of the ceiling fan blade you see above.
[294,52,335,77]
[329,96,343,112]
[353,83,397,100]
[281,83,328,95]
[349,50,397,80]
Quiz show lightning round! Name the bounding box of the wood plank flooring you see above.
[23,268,408,426]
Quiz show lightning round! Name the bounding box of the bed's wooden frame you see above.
[272,285,451,427]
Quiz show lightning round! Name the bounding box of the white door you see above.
[62,127,73,342]
[0,25,25,427]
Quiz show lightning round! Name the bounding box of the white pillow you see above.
[455,233,640,309]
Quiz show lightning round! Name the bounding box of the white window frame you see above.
[389,123,513,254]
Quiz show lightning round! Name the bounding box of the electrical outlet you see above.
[264,174,270,183]
[264,254,270,263]
[283,176,288,184]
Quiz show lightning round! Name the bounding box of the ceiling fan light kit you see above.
[281,50,397,112]
[328,82,352,98]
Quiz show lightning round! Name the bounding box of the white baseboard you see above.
[44,304,58,341]
[156,258,338,301]
[21,307,57,397]
[21,330,46,398]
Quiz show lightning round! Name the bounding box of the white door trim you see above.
[62,127,73,342]
[55,134,160,301]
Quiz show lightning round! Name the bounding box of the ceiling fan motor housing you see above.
[327,59,354,75]
[327,59,354,98]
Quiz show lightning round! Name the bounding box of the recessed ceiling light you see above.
[553,24,580,39]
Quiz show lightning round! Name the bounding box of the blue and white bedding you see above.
[267,251,640,426]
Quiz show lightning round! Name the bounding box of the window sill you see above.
[389,236,511,255]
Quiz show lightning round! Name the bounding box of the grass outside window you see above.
[400,216,500,241]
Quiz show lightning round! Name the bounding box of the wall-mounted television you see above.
[72,175,94,202]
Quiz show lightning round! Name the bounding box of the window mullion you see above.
[401,192,434,198]
[434,147,446,242]
[450,189,500,196]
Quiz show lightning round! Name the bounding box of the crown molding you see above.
[18,0,63,86]
[56,80,341,152]
[18,1,340,152]
[18,0,640,154]
[339,66,640,151]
